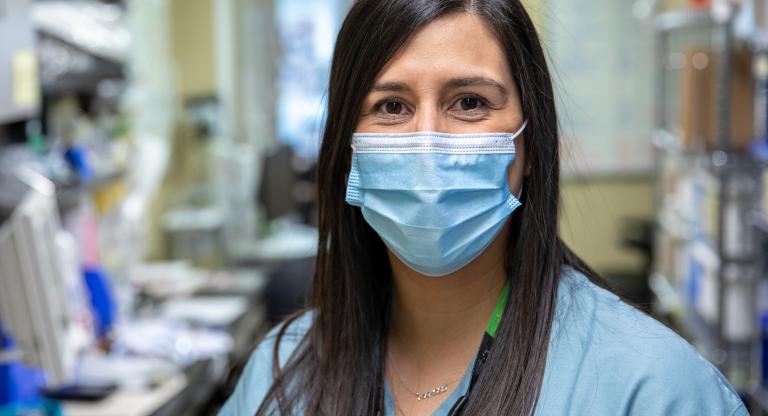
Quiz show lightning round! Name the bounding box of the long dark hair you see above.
[257,0,607,414]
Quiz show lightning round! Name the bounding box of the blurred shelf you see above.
[656,215,694,241]
[650,273,721,358]
[656,206,718,248]
[653,130,765,164]
[654,9,714,33]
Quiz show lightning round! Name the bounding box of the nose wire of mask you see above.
[345,122,527,277]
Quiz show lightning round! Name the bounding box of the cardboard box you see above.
[680,47,755,152]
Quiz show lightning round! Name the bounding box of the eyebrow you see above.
[444,77,508,100]
[371,82,411,92]
[370,77,508,100]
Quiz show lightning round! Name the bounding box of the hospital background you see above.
[1,0,767,414]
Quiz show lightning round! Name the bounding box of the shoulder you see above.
[537,267,747,416]
[218,311,314,416]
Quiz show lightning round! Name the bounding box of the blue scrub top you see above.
[220,267,748,415]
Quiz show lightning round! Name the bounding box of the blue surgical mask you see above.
[345,122,527,276]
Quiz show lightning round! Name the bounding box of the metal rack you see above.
[650,5,768,414]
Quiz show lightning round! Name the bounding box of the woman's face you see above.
[356,12,527,191]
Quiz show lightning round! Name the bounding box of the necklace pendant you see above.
[415,384,449,401]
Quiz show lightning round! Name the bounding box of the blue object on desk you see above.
[64,146,94,182]
[83,267,117,339]
[0,323,46,407]
[0,400,62,416]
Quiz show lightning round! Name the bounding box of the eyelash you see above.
[371,94,492,118]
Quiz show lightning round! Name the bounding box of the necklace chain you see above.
[387,353,462,402]
[392,391,407,416]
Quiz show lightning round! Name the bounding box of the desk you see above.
[60,270,268,415]
[63,375,187,416]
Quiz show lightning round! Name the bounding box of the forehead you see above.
[374,13,513,86]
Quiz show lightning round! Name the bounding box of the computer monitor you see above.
[258,144,296,221]
[0,169,88,386]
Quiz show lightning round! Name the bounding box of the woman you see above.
[222,0,748,415]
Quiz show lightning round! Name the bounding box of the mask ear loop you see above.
[510,120,528,140]
[512,120,528,200]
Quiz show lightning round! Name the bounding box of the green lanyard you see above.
[485,281,510,338]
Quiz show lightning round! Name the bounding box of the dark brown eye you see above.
[460,97,481,111]
[384,101,405,115]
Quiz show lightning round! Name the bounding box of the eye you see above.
[459,97,482,111]
[383,101,405,115]
[449,94,491,117]
[373,99,410,118]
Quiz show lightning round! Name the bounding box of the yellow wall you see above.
[560,176,654,273]
[522,0,545,31]
[170,0,216,99]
